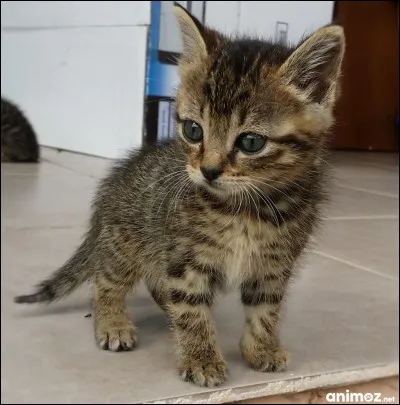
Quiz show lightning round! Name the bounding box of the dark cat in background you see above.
[1,98,39,162]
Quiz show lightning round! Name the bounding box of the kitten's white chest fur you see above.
[224,242,251,288]
[222,218,279,289]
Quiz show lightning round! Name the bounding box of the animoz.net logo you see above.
[326,390,396,403]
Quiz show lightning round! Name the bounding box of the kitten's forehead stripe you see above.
[203,38,294,119]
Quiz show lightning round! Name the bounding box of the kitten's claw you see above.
[241,343,288,372]
[178,357,227,387]
[95,318,137,352]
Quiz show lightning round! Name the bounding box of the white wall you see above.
[239,1,334,43]
[206,1,334,43]
[0,1,150,28]
[1,1,150,159]
[206,1,242,35]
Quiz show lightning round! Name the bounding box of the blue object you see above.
[146,1,179,98]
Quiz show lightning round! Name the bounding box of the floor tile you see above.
[324,185,399,219]
[41,147,114,179]
[335,177,399,198]
[1,160,77,178]
[1,165,98,229]
[315,218,399,279]
[330,152,399,174]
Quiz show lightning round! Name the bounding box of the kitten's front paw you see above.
[178,356,227,387]
[241,340,288,372]
[95,316,137,352]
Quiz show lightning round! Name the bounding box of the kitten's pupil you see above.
[183,120,203,143]
[235,133,267,154]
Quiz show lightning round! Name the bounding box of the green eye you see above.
[235,133,267,154]
[182,120,203,143]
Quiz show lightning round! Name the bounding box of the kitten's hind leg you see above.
[93,270,139,352]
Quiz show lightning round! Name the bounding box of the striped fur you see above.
[14,5,345,387]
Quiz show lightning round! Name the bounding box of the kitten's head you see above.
[173,4,345,197]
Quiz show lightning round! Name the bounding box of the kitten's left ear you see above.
[173,2,216,61]
[278,25,345,106]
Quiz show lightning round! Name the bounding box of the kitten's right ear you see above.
[278,25,345,106]
[173,2,208,60]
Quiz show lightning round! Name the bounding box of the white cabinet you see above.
[1,1,150,28]
[1,1,150,159]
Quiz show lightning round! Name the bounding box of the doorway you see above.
[332,1,399,151]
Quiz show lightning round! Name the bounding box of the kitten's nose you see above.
[200,166,223,182]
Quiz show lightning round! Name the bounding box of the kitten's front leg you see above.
[166,260,227,387]
[240,272,291,372]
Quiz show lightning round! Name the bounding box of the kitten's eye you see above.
[182,120,203,143]
[235,133,267,154]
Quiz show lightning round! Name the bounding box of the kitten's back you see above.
[1,98,39,163]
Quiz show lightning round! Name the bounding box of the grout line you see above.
[40,158,100,180]
[322,215,399,221]
[1,158,92,179]
[335,183,399,199]
[313,250,399,281]
[41,145,114,161]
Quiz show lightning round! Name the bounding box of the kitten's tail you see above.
[14,235,95,304]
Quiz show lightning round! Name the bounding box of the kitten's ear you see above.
[278,25,345,106]
[173,2,209,60]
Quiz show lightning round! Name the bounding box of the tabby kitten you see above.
[15,5,345,387]
[1,98,39,162]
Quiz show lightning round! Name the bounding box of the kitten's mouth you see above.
[205,180,219,188]
[193,176,224,192]
[199,180,220,192]
[187,169,229,196]
[201,180,233,198]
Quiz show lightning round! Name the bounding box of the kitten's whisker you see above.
[240,186,252,229]
[250,183,293,261]
[158,156,186,164]
[251,178,304,210]
[257,187,286,231]
[249,184,282,226]
[247,183,283,230]
[170,179,187,214]
[172,178,191,214]
[252,176,307,193]
[137,170,186,197]
[164,176,192,228]
[154,174,187,222]
[218,186,243,232]
[246,184,261,235]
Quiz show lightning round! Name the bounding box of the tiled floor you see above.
[1,148,399,404]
